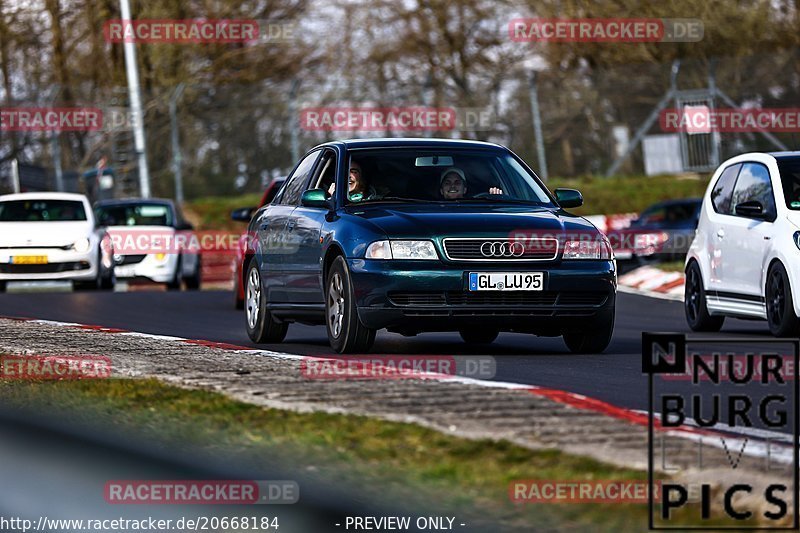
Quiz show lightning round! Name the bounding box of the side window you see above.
[731,162,776,220]
[278,151,320,206]
[311,150,337,193]
[711,163,741,215]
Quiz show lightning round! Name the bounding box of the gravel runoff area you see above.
[0,316,794,518]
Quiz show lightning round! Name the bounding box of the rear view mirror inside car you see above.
[415,156,454,167]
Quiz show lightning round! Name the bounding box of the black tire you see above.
[684,261,724,332]
[0,281,6,293]
[459,328,499,344]
[562,308,615,354]
[184,256,202,290]
[98,252,115,291]
[166,257,182,291]
[326,256,375,353]
[766,262,800,337]
[245,260,288,343]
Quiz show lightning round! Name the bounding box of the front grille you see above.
[115,254,146,266]
[389,291,607,308]
[447,291,558,306]
[443,238,558,261]
[0,261,90,274]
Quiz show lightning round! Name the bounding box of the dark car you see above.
[608,198,702,264]
[231,178,286,309]
[242,139,616,354]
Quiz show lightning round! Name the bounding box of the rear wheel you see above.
[684,261,724,332]
[459,328,499,344]
[0,281,6,293]
[326,256,375,353]
[562,309,615,354]
[766,262,800,337]
[245,261,288,343]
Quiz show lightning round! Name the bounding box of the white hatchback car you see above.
[685,152,800,336]
[0,192,115,291]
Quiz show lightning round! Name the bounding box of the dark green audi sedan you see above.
[243,138,616,354]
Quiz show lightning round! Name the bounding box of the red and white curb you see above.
[619,265,685,301]
[2,314,789,464]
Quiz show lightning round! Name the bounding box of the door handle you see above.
[286,220,297,231]
[716,229,725,239]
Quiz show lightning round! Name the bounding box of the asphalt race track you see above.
[0,288,775,416]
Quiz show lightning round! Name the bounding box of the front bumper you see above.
[114,253,178,283]
[349,258,616,333]
[0,248,97,282]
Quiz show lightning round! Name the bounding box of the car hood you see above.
[346,203,597,238]
[0,221,94,247]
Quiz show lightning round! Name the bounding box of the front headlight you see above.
[562,235,613,260]
[365,240,439,260]
[71,237,91,253]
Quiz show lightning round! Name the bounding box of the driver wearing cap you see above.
[439,167,503,199]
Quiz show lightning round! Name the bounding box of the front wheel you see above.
[766,262,800,337]
[245,261,288,343]
[684,261,724,332]
[562,309,615,354]
[326,256,375,353]
[184,255,202,290]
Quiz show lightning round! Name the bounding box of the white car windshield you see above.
[95,204,173,226]
[0,199,87,221]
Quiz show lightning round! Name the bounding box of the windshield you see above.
[0,199,87,222]
[95,203,173,226]
[777,157,800,210]
[341,149,554,206]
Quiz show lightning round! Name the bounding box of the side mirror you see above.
[554,188,583,208]
[301,188,331,209]
[734,200,765,218]
[231,206,255,222]
[176,221,194,231]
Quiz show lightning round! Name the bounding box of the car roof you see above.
[312,137,505,151]
[0,192,89,202]
[769,151,800,160]
[95,197,175,207]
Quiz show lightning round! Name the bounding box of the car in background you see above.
[242,139,616,354]
[231,178,286,309]
[685,152,800,336]
[608,198,702,265]
[0,192,115,291]
[94,198,201,290]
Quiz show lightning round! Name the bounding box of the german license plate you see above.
[469,272,543,291]
[10,255,48,265]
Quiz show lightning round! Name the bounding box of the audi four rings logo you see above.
[480,241,525,257]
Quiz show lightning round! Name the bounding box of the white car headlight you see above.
[71,237,91,253]
[562,236,613,260]
[365,240,438,260]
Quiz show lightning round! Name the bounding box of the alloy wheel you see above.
[327,272,345,338]
[246,267,261,330]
